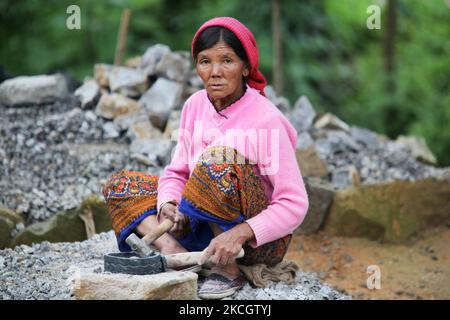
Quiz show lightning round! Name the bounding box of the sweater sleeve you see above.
[157,101,192,214]
[245,116,309,247]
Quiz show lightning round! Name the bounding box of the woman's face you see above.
[196,41,249,109]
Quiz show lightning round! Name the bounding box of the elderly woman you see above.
[102,17,309,299]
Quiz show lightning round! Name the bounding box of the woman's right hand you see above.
[159,202,187,233]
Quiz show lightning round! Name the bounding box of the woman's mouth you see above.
[210,84,224,90]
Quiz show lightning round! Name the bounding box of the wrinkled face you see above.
[196,41,249,108]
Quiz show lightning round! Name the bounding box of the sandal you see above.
[198,272,247,300]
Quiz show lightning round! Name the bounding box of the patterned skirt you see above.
[102,146,291,267]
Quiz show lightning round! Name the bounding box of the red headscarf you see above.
[191,17,267,96]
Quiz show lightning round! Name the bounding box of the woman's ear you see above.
[243,65,250,77]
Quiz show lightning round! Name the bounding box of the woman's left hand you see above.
[199,222,254,266]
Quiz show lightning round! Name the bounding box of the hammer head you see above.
[125,233,154,257]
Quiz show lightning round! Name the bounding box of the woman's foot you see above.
[198,272,247,300]
[198,262,246,300]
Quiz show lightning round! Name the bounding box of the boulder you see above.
[125,56,142,68]
[94,64,114,88]
[126,119,162,141]
[95,93,141,120]
[139,78,183,130]
[113,108,146,131]
[108,66,148,98]
[102,122,120,139]
[73,271,198,300]
[295,145,329,178]
[295,178,334,235]
[0,74,69,106]
[289,96,316,132]
[74,79,100,109]
[396,135,437,165]
[13,195,112,246]
[323,178,450,243]
[155,51,192,82]
[139,44,171,76]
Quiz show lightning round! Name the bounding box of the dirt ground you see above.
[286,225,450,300]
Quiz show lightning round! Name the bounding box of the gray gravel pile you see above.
[0,99,157,223]
[0,232,115,300]
[318,132,445,185]
[0,231,350,300]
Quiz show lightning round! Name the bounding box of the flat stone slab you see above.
[72,270,198,300]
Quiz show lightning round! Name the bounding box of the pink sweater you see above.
[157,86,309,247]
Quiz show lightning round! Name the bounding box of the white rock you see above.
[155,51,192,82]
[74,80,100,109]
[102,122,120,139]
[139,78,183,130]
[95,93,141,120]
[396,135,437,165]
[139,44,171,76]
[108,66,148,98]
[126,118,162,141]
[0,74,69,106]
[72,271,198,300]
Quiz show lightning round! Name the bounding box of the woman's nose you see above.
[211,63,221,76]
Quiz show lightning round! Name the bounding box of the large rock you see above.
[139,78,183,130]
[126,119,162,141]
[94,64,114,88]
[0,74,69,106]
[74,79,100,109]
[396,135,437,165]
[289,96,316,132]
[73,271,198,300]
[13,196,112,246]
[323,178,450,243]
[108,66,149,98]
[295,178,334,235]
[139,44,171,76]
[95,93,141,120]
[296,145,329,178]
[155,51,192,82]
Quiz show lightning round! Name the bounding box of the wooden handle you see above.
[141,219,173,245]
[165,248,245,269]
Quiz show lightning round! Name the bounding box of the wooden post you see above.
[114,9,132,66]
[272,0,283,96]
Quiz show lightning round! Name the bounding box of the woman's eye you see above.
[200,60,209,65]
[224,59,232,64]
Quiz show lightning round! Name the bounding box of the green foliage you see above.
[1,0,449,165]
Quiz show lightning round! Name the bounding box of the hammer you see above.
[125,218,174,257]
[125,219,244,269]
